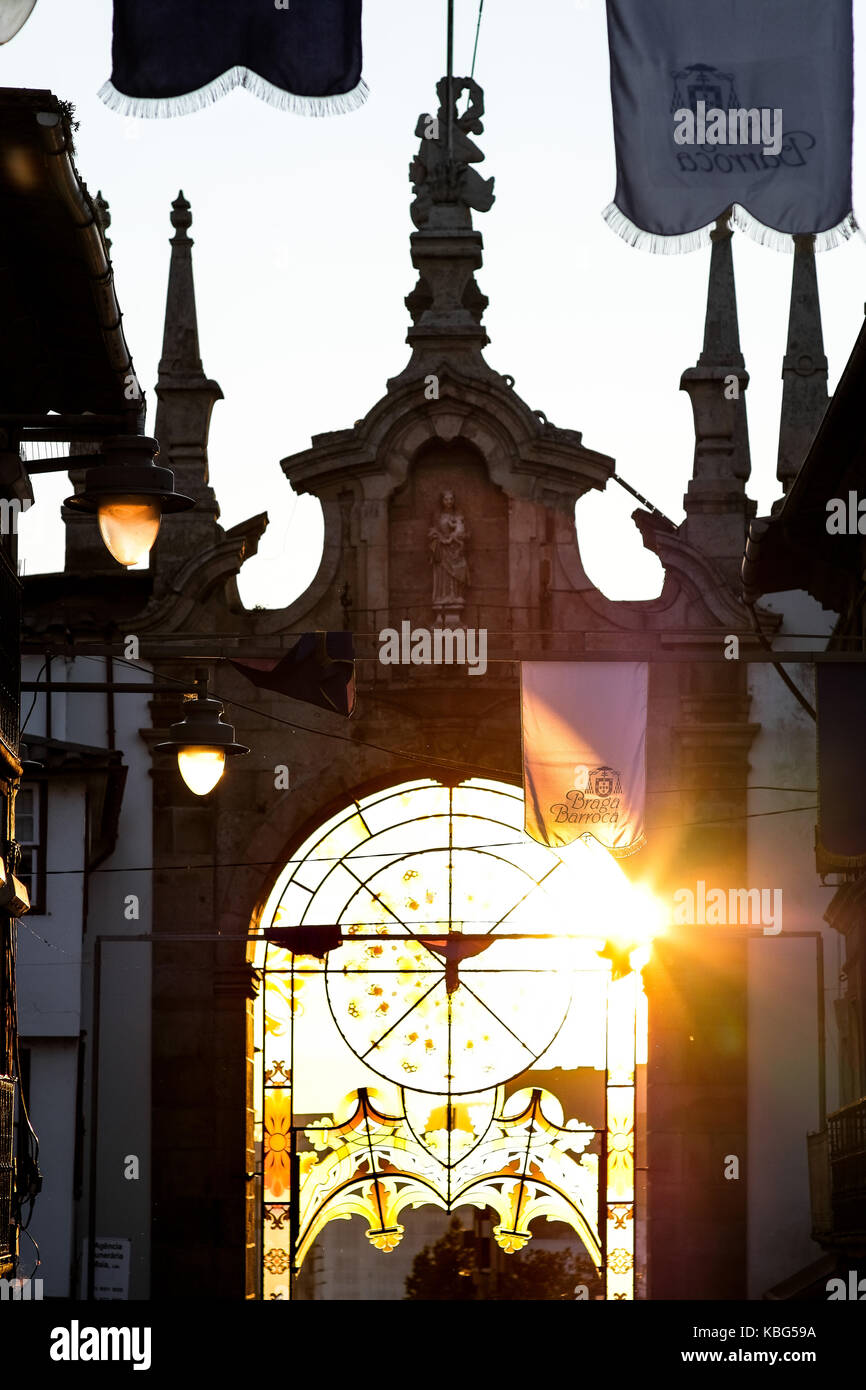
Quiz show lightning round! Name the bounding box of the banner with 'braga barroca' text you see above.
[522,662,647,857]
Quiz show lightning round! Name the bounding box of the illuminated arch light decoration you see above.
[262,1084,602,1277]
[254,778,651,1300]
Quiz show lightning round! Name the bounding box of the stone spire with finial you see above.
[775,234,828,501]
[151,190,224,581]
[390,76,497,386]
[680,211,756,583]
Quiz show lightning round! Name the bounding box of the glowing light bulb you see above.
[177,746,226,796]
[97,495,161,566]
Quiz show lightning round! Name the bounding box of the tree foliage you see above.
[405,1216,602,1300]
[405,1217,477,1301]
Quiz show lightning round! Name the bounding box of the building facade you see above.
[2,84,148,1290]
[19,78,847,1301]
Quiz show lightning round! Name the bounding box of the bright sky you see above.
[8,0,866,607]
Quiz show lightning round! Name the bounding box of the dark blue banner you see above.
[604,0,854,252]
[100,0,366,118]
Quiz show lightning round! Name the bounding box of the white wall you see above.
[746,589,839,1297]
[18,652,154,1298]
[16,776,84,1037]
[21,1040,79,1298]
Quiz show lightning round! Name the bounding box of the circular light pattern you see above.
[259,779,581,1096]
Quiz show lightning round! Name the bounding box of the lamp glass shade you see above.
[97,495,161,566]
[177,746,226,796]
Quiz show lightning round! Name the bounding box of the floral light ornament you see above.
[264,1090,293,1198]
[494,1227,531,1254]
[280,1087,602,1276]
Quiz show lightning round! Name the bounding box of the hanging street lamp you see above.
[154,670,249,795]
[63,435,194,567]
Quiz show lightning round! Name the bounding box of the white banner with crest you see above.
[521,662,647,857]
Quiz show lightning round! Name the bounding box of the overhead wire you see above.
[21,623,857,638]
[19,659,47,739]
[34,799,819,881]
[74,651,520,781]
[470,0,485,79]
[746,600,817,721]
[15,651,821,886]
[40,651,829,789]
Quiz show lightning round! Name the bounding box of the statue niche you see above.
[428,490,470,626]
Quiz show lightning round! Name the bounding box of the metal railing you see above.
[828,1096,866,1238]
[809,1096,866,1245]
[807,1128,831,1239]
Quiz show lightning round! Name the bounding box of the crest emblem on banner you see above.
[588,765,621,798]
[670,64,739,117]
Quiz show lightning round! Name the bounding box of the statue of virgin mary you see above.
[428,490,470,618]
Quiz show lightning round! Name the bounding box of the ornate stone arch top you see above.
[282,372,614,511]
[276,372,616,635]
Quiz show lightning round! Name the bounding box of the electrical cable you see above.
[76,651,520,781]
[470,0,484,78]
[31,799,820,881]
[68,651,829,786]
[19,921,73,956]
[746,600,817,721]
[22,622,858,638]
[20,646,824,879]
[18,659,46,739]
[17,1226,40,1279]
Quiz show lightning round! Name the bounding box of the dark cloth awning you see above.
[230,632,355,717]
[0,87,138,419]
[742,318,866,610]
[816,665,866,872]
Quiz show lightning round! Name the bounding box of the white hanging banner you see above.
[521,662,648,857]
[0,2,37,43]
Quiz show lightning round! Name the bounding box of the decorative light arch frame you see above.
[253,777,643,1300]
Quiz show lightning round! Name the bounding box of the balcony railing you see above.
[807,1129,831,1240]
[809,1096,866,1247]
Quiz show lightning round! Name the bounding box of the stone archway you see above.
[251,775,647,1300]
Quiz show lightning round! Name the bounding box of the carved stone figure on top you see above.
[428,490,470,623]
[409,76,495,230]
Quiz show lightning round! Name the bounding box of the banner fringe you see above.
[98,72,369,119]
[609,832,647,860]
[602,202,713,255]
[604,201,860,255]
[730,204,860,253]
